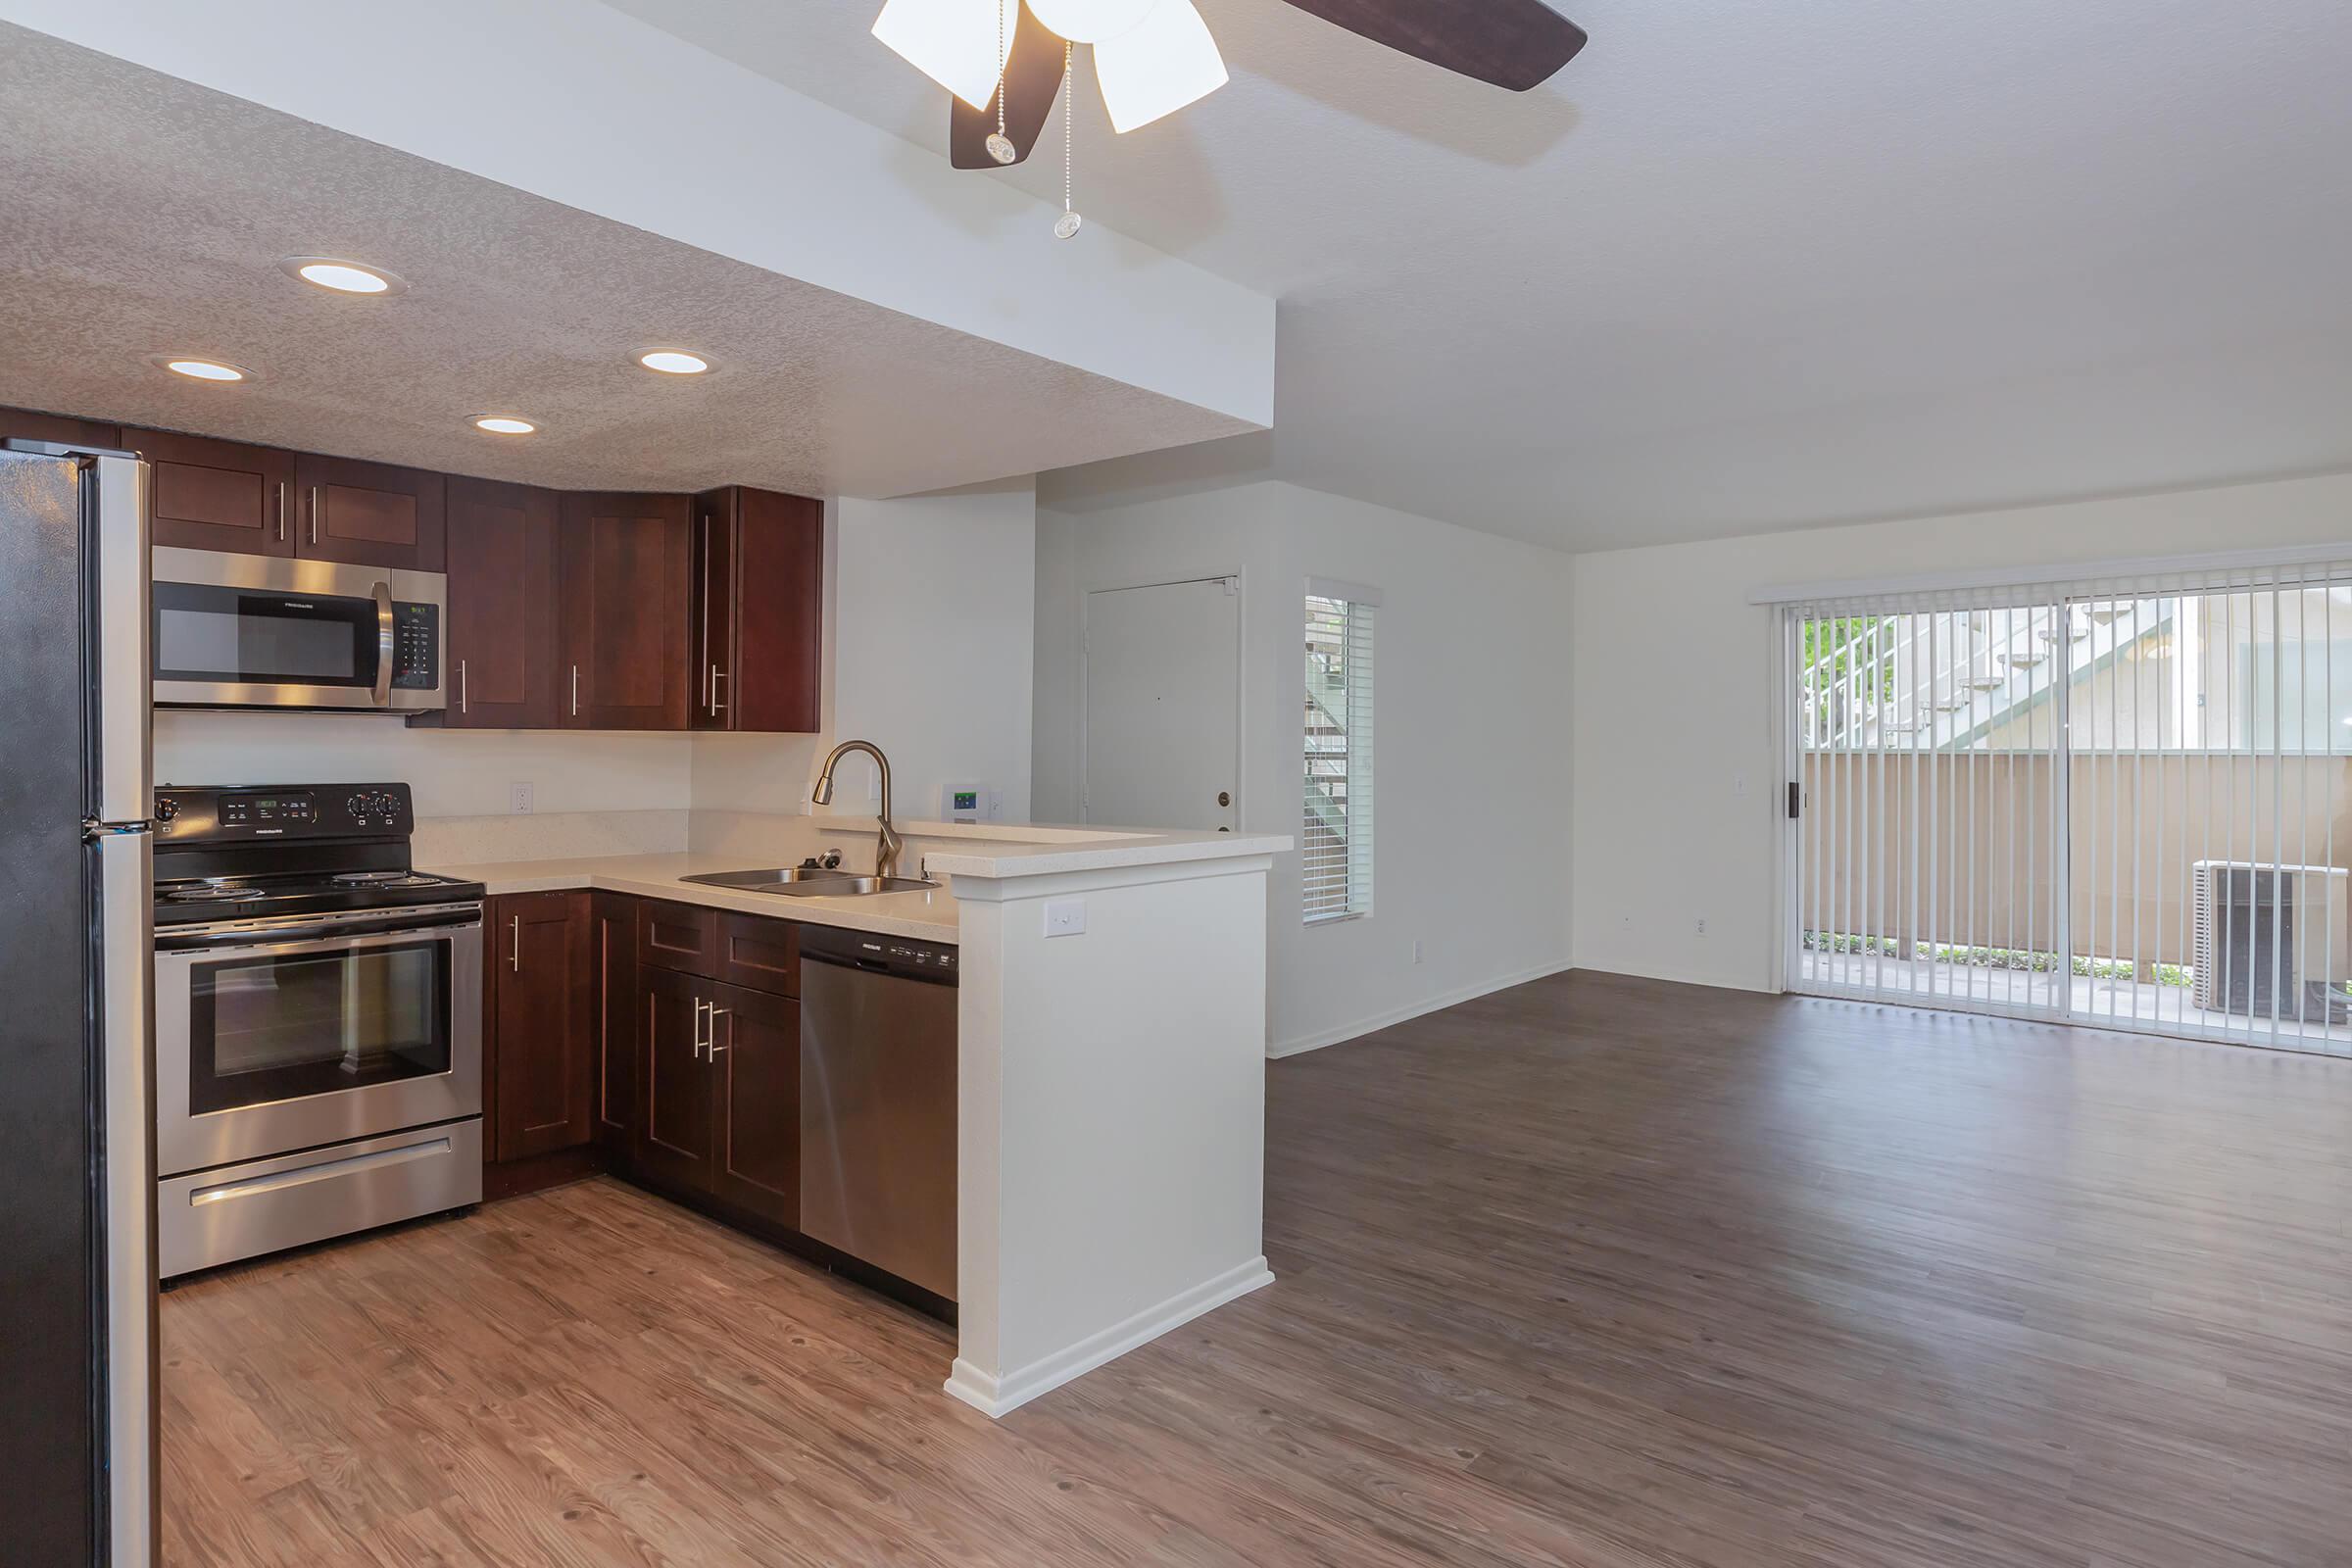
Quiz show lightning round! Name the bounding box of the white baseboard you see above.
[942,1255,1275,1420]
[1267,958,1575,1059]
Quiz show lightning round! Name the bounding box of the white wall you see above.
[161,482,1040,825]
[153,714,691,818]
[1034,479,1577,1055]
[1572,469,2352,993]
[691,481,1039,825]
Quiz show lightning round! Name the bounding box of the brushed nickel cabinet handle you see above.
[509,915,520,972]
[570,664,580,717]
[706,1005,732,1057]
[710,666,726,717]
[309,485,320,546]
[277,480,288,543]
[692,998,710,1060]
[459,659,469,715]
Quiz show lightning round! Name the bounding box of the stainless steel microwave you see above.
[151,547,446,712]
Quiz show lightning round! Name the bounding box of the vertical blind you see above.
[1303,579,1378,922]
[1789,557,2352,1056]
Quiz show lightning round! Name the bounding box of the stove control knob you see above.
[153,797,177,824]
[347,795,365,818]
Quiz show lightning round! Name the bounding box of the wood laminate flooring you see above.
[161,971,2352,1566]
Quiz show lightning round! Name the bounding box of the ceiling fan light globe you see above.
[1093,0,1228,132]
[872,0,1013,110]
[1027,0,1162,44]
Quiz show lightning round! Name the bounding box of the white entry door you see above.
[1084,576,1241,831]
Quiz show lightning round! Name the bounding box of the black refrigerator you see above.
[0,441,159,1567]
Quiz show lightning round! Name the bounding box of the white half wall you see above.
[1571,469,2352,993]
[1034,479,1577,1055]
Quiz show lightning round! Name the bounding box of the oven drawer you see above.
[158,1118,482,1278]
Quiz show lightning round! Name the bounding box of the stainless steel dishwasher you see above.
[799,926,958,1301]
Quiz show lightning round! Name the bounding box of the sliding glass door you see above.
[1787,562,2352,1057]
[1791,595,2068,1021]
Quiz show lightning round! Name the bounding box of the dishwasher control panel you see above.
[802,927,958,983]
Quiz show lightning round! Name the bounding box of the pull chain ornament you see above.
[1054,40,1083,239]
[985,0,1017,165]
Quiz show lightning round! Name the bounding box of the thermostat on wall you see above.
[942,781,999,823]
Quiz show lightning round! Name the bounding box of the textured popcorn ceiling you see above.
[0,25,1253,497]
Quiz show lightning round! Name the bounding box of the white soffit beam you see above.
[0,0,1274,429]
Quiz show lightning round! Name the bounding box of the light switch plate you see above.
[1044,899,1087,938]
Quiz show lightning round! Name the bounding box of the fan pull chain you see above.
[985,0,1017,164]
[1054,40,1083,239]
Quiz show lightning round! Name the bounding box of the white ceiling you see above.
[606,0,2352,549]
[0,24,1253,498]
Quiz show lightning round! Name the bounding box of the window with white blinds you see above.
[1303,580,1378,922]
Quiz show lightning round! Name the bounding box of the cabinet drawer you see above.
[637,900,719,974]
[717,912,800,997]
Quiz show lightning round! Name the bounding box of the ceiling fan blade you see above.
[1276,0,1587,91]
[951,2,1065,169]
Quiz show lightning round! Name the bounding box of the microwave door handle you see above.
[370,580,394,707]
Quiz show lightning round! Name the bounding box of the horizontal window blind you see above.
[1789,557,2352,1056]
[1303,583,1376,922]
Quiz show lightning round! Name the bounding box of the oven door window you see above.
[153,581,378,689]
[188,939,451,1114]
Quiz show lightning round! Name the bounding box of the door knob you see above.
[1216,791,1231,807]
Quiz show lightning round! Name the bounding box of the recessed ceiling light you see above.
[152,356,252,382]
[280,256,408,296]
[638,349,710,375]
[473,416,536,435]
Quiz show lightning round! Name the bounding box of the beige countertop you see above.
[417,852,961,942]
[421,826,1290,947]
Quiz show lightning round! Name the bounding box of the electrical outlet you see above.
[510,781,535,814]
[1044,899,1087,938]
[1695,917,1707,936]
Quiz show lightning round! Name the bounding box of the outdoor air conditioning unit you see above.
[2190,861,2352,1023]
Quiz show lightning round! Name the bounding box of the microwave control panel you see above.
[156,783,416,841]
[391,602,440,690]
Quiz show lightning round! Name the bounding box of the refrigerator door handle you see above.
[87,454,150,825]
[94,826,159,1568]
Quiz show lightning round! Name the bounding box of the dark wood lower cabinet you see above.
[636,965,718,1193]
[488,892,594,1163]
[591,893,639,1157]
[710,982,802,1228]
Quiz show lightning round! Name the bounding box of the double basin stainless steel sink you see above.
[677,866,938,899]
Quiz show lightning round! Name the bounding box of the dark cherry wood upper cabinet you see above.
[710,981,802,1228]
[0,406,122,452]
[591,893,640,1157]
[439,476,559,728]
[489,891,595,1163]
[559,491,691,730]
[135,429,296,557]
[692,486,823,733]
[635,965,717,1193]
[294,453,446,570]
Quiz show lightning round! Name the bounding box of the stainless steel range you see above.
[151,782,484,1278]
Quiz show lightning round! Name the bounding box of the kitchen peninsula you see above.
[423,815,1289,1417]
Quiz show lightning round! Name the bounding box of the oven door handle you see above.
[157,914,482,957]
[370,579,395,708]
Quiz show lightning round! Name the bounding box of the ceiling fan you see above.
[873,0,1589,172]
